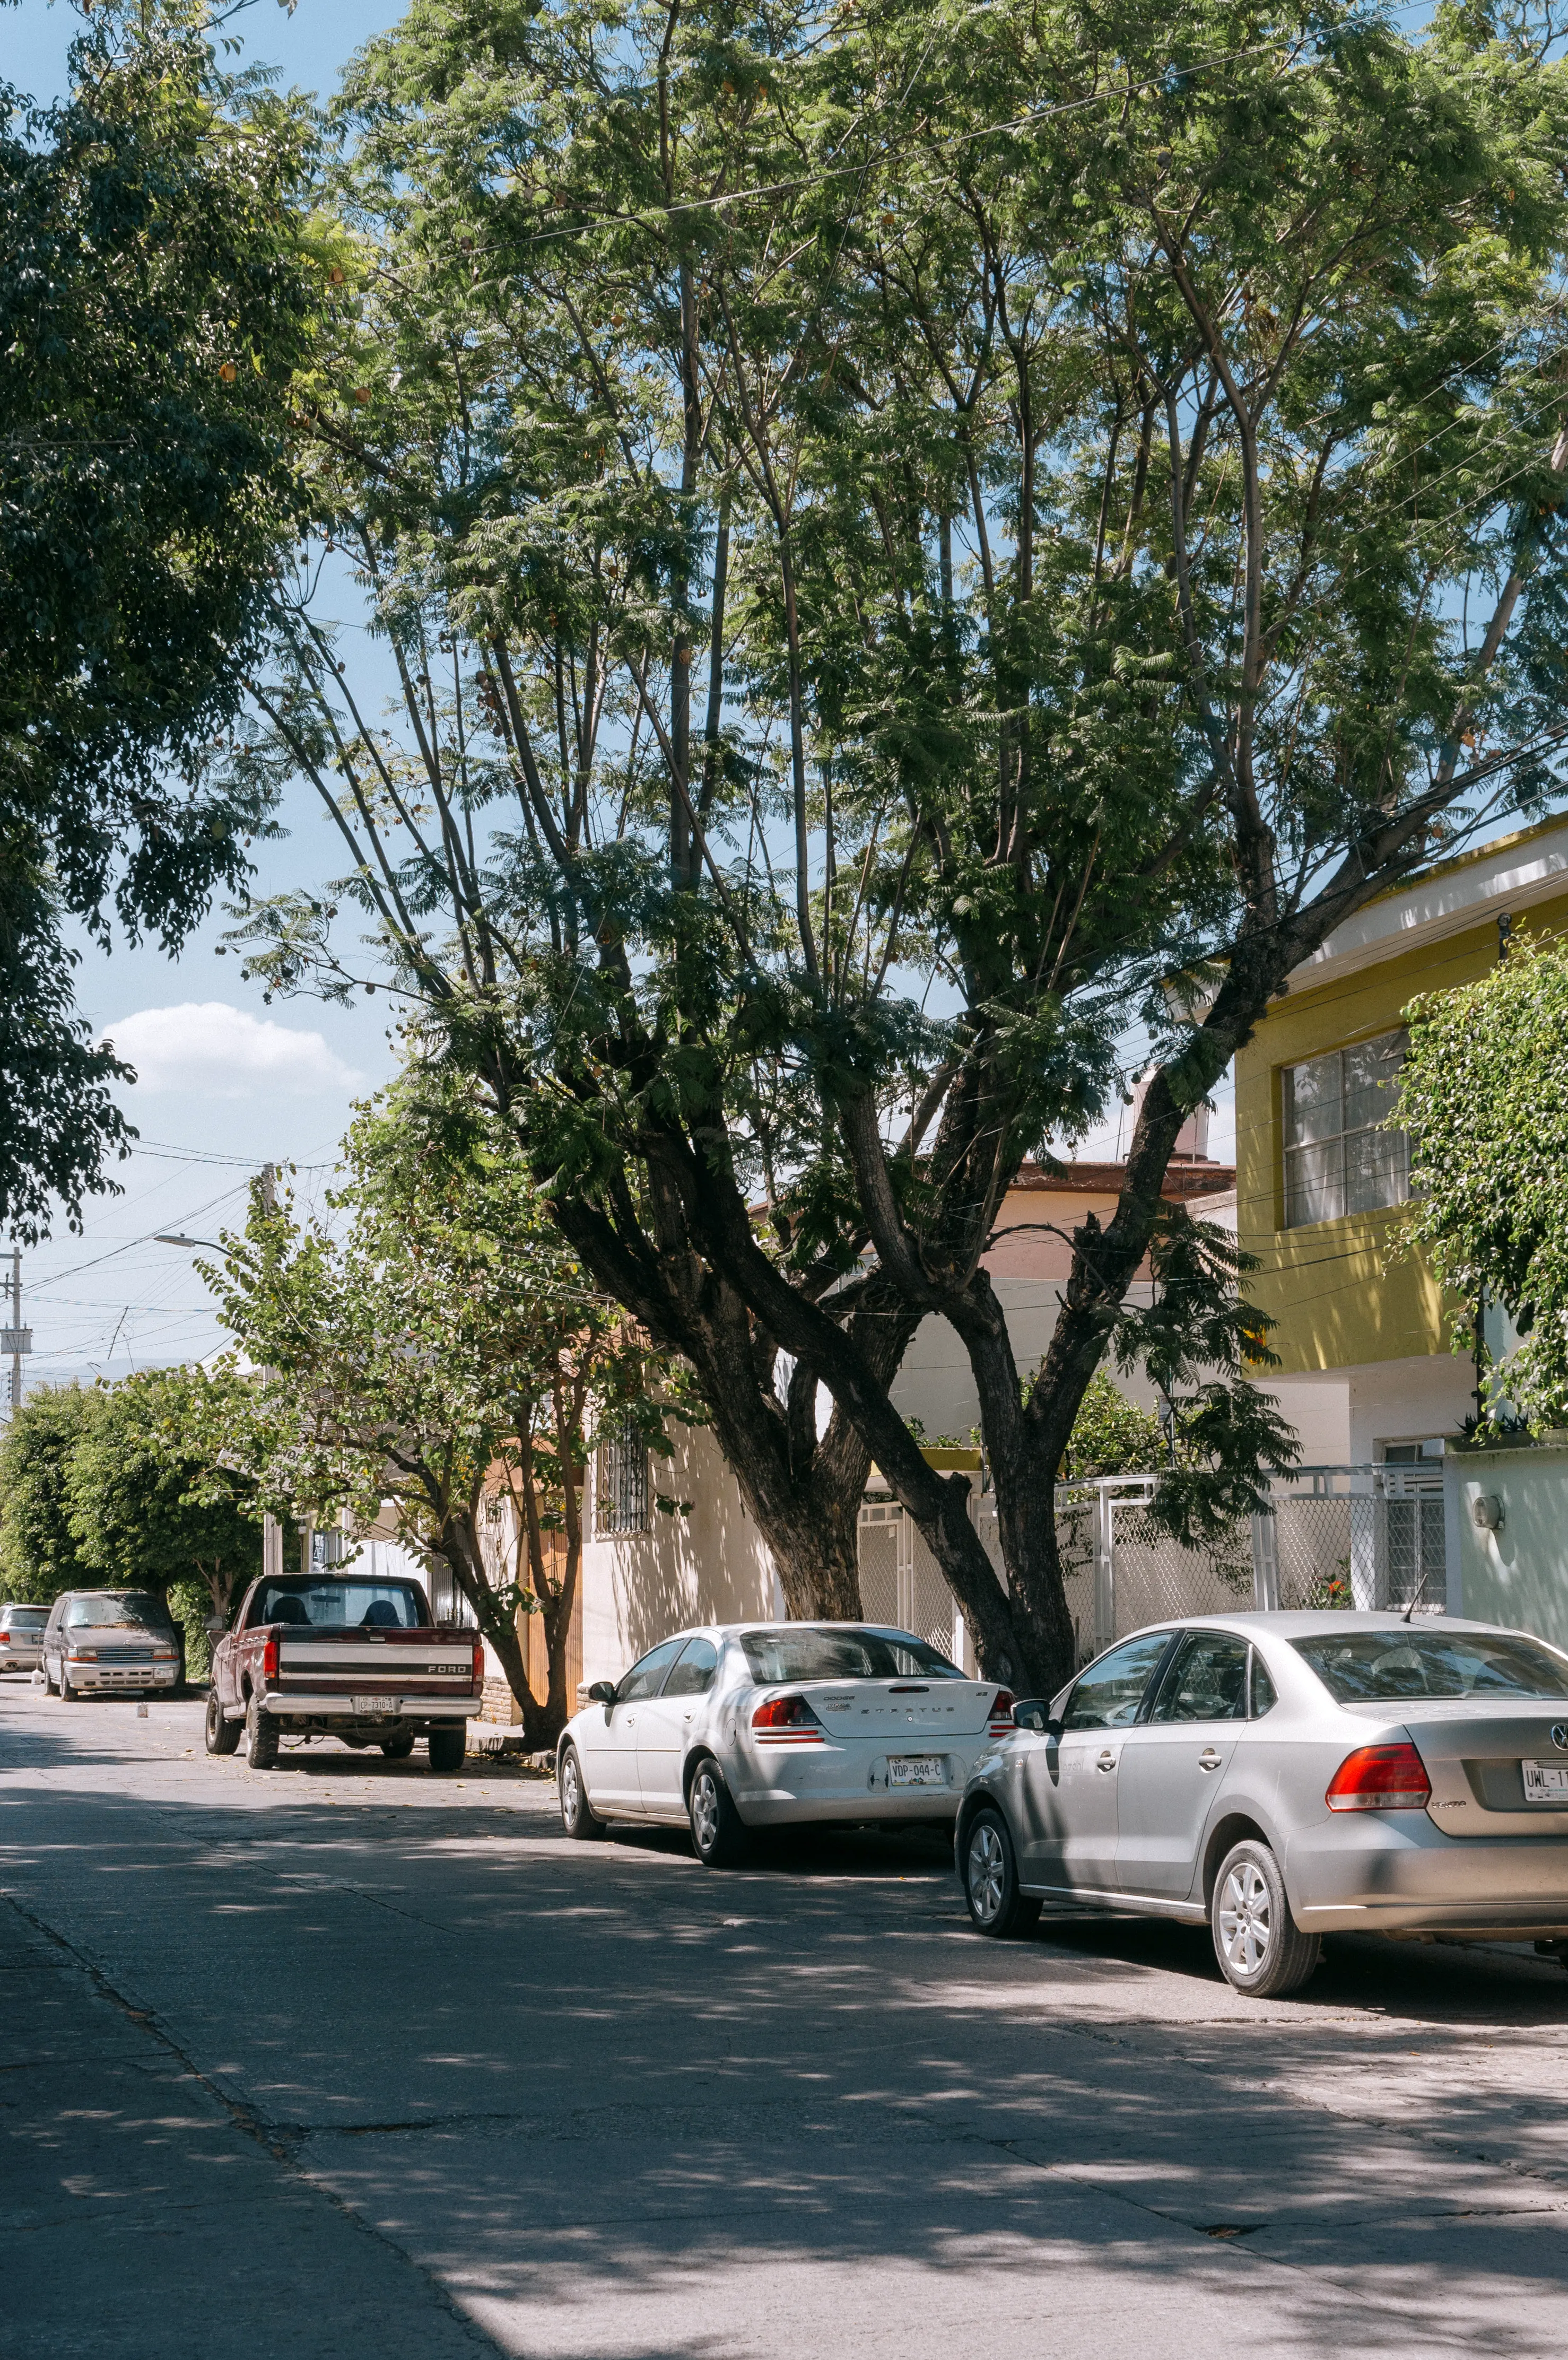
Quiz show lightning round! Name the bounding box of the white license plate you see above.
[1522,1761,1568,1802]
[352,1696,400,1718]
[888,1754,945,1789]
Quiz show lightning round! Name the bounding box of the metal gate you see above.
[859,1462,1450,1671]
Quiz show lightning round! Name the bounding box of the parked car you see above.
[206,1571,484,1771]
[556,1622,1015,1865]
[954,1610,1568,1998]
[0,1603,48,1673]
[42,1590,183,1697]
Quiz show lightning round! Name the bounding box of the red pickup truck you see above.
[205,1572,484,1772]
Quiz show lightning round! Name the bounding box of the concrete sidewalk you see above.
[0,1895,494,2359]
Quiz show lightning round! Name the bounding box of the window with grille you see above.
[1282,1030,1410,1229]
[595,1414,650,1534]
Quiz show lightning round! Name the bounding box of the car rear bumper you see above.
[1286,1812,1568,1933]
[2,1652,41,1671]
[734,1747,972,1824]
[257,1692,477,1722]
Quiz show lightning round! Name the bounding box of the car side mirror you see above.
[204,1615,228,1639]
[1012,1699,1061,1737]
[587,1679,618,1705]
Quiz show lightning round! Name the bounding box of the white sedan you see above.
[556,1622,1014,1865]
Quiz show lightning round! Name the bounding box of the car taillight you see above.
[751,1693,825,1741]
[1326,1741,1431,1812]
[472,1638,485,1689]
[988,1687,1016,1737]
[262,1635,278,1684]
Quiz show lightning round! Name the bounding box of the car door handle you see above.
[623,1712,636,1727]
[1199,1748,1223,1771]
[1096,1749,1117,1773]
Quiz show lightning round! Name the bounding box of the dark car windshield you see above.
[65,1594,169,1630]
[1293,1629,1568,1703]
[248,1580,429,1630]
[740,1627,964,1683]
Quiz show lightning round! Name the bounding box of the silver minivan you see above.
[42,1591,183,1698]
[0,1603,48,1673]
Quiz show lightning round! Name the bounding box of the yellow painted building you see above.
[1235,815,1568,1466]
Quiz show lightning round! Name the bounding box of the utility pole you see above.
[256,1166,283,1583]
[2,1248,31,1420]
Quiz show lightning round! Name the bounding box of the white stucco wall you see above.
[1445,1444,1568,1649]
[578,1421,781,1685]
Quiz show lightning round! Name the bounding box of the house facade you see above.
[1234,814,1568,1464]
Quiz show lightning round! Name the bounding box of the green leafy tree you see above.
[0,0,323,1236]
[1059,1372,1168,1483]
[229,0,1568,1692]
[62,1366,263,1675]
[1401,934,1568,1432]
[0,1385,106,1603]
[204,1069,682,1744]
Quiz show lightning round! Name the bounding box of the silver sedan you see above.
[955,1611,1568,1997]
[557,1622,1014,1865]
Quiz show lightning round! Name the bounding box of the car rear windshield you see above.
[740,1627,964,1684]
[1293,1629,1568,1703]
[65,1594,169,1630]
[249,1580,429,1630]
[5,1608,46,1630]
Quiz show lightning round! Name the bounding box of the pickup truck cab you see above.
[206,1572,483,1772]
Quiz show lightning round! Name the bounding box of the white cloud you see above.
[100,1002,363,1100]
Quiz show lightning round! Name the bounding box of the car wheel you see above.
[426,1725,466,1775]
[245,1696,279,1771]
[962,1805,1041,1938]
[205,1687,241,1756]
[1211,1839,1320,1998]
[559,1744,606,1840]
[58,1661,75,1702]
[687,1757,748,1868]
[42,1656,57,1697]
[379,1732,415,1760]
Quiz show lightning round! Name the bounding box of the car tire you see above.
[558,1744,606,1840]
[58,1661,75,1702]
[426,1725,466,1775]
[205,1687,241,1756]
[961,1805,1041,1938]
[42,1656,57,1696]
[379,1732,415,1760]
[245,1696,279,1771]
[687,1756,748,1868]
[1210,1839,1320,1998]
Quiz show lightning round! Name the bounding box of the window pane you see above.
[1061,1631,1174,1730]
[663,1636,720,1697]
[616,1638,687,1702]
[1294,1630,1568,1702]
[596,1413,650,1535]
[1345,1124,1409,1215]
[1284,1053,1341,1146]
[1285,1139,1343,1227]
[1148,1632,1250,1723]
[1249,1650,1277,1717]
[1341,1030,1405,1134]
[250,1581,426,1629]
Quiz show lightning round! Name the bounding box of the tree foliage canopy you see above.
[0,0,322,1234]
[1403,933,1568,1431]
[213,0,1568,1687]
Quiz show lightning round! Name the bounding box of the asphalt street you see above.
[5,1680,1568,2358]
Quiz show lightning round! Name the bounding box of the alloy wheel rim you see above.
[562,1756,579,1823]
[969,1822,1005,1922]
[1218,1861,1271,1975]
[692,1772,719,1850]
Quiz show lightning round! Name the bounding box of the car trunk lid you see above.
[790,1679,999,1741]
[1372,1702,1568,1836]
